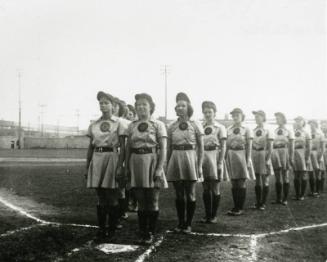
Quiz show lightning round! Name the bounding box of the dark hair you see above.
[135,93,155,115]
[127,104,136,116]
[202,101,217,113]
[118,100,128,117]
[96,91,114,104]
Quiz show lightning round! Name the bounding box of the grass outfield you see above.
[0,149,87,159]
[0,163,326,261]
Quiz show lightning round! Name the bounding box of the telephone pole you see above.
[75,109,80,133]
[39,104,47,136]
[161,65,171,121]
[17,71,22,149]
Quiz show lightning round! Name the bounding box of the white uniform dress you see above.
[293,128,311,172]
[202,121,229,181]
[167,120,204,182]
[310,130,325,171]
[87,116,127,189]
[226,124,255,180]
[271,126,294,171]
[252,125,274,175]
[324,132,327,170]
[127,117,168,189]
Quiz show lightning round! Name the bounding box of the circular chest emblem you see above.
[138,122,149,132]
[295,131,301,137]
[100,122,110,132]
[204,127,213,135]
[179,122,188,131]
[277,129,283,136]
[256,130,263,137]
[233,128,240,135]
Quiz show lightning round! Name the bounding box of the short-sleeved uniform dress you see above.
[271,126,294,170]
[87,116,127,188]
[127,117,168,188]
[226,124,255,180]
[167,120,204,182]
[202,121,229,181]
[324,132,327,170]
[252,125,274,175]
[293,128,312,172]
[310,130,325,171]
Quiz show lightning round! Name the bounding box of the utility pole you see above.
[161,65,171,121]
[17,70,22,149]
[39,104,47,136]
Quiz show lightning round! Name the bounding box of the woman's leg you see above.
[210,180,221,221]
[281,169,290,205]
[308,171,315,195]
[261,174,269,209]
[95,188,107,240]
[202,181,212,222]
[105,189,119,239]
[254,173,262,208]
[299,171,307,199]
[293,171,301,199]
[315,169,321,195]
[274,169,282,203]
[184,181,197,231]
[230,179,238,212]
[134,188,147,241]
[236,179,247,212]
[173,181,185,231]
[144,188,160,243]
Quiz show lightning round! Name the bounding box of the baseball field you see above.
[0,149,326,262]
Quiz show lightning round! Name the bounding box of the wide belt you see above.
[172,144,195,151]
[95,147,115,152]
[229,146,245,151]
[131,147,156,154]
[273,144,286,149]
[204,145,219,151]
[295,145,304,149]
[253,147,265,151]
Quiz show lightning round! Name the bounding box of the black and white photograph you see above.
[0,0,326,261]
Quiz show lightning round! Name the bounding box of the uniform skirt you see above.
[310,150,325,171]
[167,150,200,182]
[271,148,289,170]
[87,152,119,189]
[252,150,274,175]
[293,148,309,172]
[129,153,168,189]
[202,150,229,181]
[226,149,255,180]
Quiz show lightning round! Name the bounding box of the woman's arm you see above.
[266,140,273,163]
[155,137,167,178]
[306,139,312,163]
[246,139,253,165]
[86,139,94,170]
[197,135,204,173]
[218,139,226,167]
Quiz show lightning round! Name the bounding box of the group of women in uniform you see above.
[86,91,327,245]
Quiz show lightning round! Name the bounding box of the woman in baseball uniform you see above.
[125,93,167,245]
[167,92,204,233]
[226,108,254,216]
[251,110,274,210]
[271,112,294,205]
[86,91,127,242]
[308,120,325,197]
[200,101,228,223]
[293,116,312,200]
[321,120,327,193]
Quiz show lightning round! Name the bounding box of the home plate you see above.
[95,243,140,254]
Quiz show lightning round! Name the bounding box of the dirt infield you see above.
[0,162,326,261]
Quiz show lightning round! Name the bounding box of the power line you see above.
[17,70,22,149]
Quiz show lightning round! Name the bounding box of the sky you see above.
[0,0,326,130]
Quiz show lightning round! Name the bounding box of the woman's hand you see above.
[154,167,164,187]
[246,158,252,168]
[198,164,203,179]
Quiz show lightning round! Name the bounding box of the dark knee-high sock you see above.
[118,198,125,217]
[211,194,221,218]
[283,183,289,201]
[232,188,238,210]
[238,188,246,210]
[262,186,269,205]
[294,179,300,198]
[275,182,282,201]
[255,185,262,206]
[97,205,106,232]
[321,176,325,192]
[186,200,196,227]
[148,210,159,234]
[202,192,212,219]
[137,210,147,235]
[301,180,307,197]
[309,175,315,193]
[316,179,320,194]
[175,199,185,227]
[108,205,119,232]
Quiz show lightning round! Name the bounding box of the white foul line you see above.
[134,235,164,262]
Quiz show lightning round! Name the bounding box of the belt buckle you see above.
[139,148,145,154]
[181,145,185,150]
[99,147,103,152]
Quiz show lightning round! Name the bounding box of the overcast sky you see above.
[0,0,326,129]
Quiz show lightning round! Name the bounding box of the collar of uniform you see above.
[255,124,265,130]
[231,123,244,129]
[204,120,220,128]
[133,116,156,124]
[97,115,118,122]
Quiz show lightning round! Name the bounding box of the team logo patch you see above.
[138,122,148,132]
[100,122,110,132]
[204,127,213,135]
[277,129,283,136]
[233,128,240,135]
[179,122,188,131]
[256,130,262,137]
[295,131,301,137]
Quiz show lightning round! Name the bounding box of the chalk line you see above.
[135,235,165,262]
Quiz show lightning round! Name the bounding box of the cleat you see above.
[173,225,183,233]
[199,217,210,224]
[281,200,288,206]
[299,196,304,201]
[182,226,192,234]
[209,217,218,224]
[121,213,129,220]
[259,204,266,211]
[144,233,154,245]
